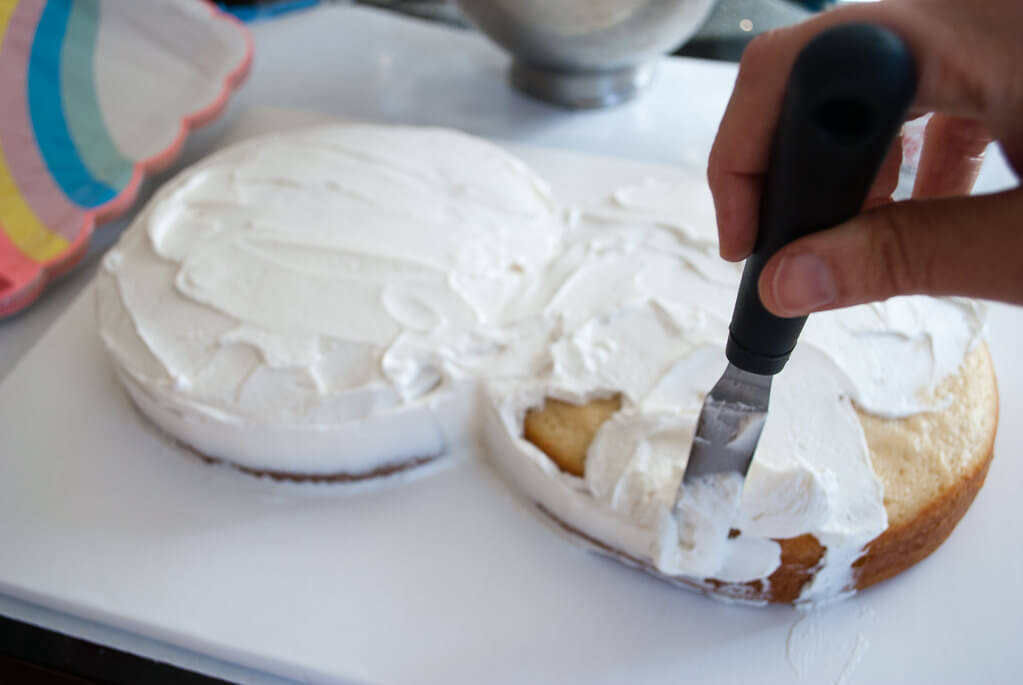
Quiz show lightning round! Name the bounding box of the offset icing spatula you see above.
[679,24,918,490]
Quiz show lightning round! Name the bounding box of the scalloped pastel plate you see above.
[0,0,252,318]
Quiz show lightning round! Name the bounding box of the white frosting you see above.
[98,124,986,601]
[97,125,562,475]
[482,176,983,602]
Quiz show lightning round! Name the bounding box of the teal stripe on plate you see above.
[62,0,132,191]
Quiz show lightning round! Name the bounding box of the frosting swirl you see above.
[98,125,562,473]
[484,176,984,601]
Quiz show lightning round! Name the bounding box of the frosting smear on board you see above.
[97,124,985,602]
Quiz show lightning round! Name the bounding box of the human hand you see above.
[707,0,1023,316]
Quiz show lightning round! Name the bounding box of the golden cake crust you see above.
[523,396,622,477]
[523,343,998,603]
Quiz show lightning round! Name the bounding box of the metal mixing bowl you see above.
[456,0,720,108]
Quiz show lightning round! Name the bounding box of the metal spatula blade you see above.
[683,364,771,482]
[671,23,917,507]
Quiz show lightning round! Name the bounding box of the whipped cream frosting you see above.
[482,175,983,602]
[98,124,985,601]
[97,125,562,474]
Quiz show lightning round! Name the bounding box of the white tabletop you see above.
[0,5,1017,684]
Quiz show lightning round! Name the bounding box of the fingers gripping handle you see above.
[725,23,917,375]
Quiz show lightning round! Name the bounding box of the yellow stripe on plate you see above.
[0,0,70,262]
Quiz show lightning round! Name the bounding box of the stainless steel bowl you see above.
[456,0,719,108]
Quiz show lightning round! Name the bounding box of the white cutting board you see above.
[2,116,1022,684]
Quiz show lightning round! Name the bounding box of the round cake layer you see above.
[479,176,991,604]
[499,344,995,603]
[97,124,562,478]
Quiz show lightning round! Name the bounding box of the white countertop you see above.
[0,5,1017,684]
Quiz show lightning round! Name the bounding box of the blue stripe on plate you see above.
[217,0,320,23]
[28,0,116,208]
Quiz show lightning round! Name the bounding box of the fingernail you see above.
[772,253,837,315]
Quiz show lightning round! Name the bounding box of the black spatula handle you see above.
[725,23,917,375]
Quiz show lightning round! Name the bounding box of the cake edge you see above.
[514,342,999,604]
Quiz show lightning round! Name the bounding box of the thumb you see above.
[757,188,1023,317]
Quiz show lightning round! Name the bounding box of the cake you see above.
[97,124,996,603]
[483,177,995,605]
[511,344,995,603]
[96,124,564,480]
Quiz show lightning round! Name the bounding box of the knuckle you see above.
[706,155,727,189]
[933,115,992,159]
[867,203,933,297]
